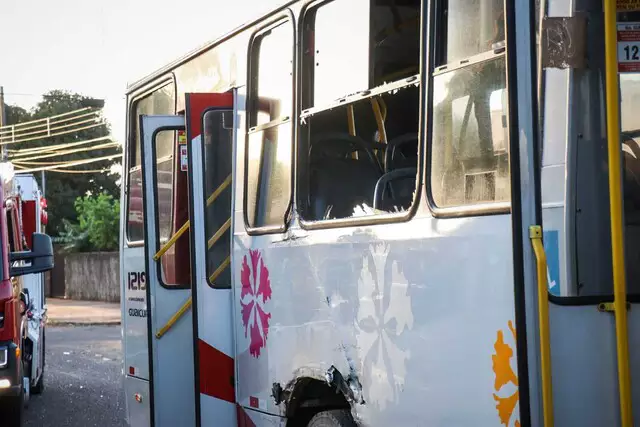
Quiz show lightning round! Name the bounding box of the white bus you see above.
[120,0,638,425]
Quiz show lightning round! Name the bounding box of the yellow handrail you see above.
[529,225,554,427]
[206,175,232,207]
[209,256,231,284]
[153,175,232,261]
[156,297,192,339]
[154,221,190,261]
[208,218,231,249]
[370,97,387,144]
[347,106,356,137]
[604,0,633,423]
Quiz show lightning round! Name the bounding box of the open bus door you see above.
[139,115,196,427]
[184,92,236,426]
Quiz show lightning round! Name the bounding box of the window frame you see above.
[295,0,426,231]
[243,14,296,236]
[200,107,235,289]
[125,77,177,246]
[425,0,511,218]
[149,125,190,290]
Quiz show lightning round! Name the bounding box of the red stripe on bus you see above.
[237,404,257,427]
[187,92,233,140]
[198,339,235,403]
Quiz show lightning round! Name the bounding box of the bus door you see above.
[139,115,196,427]
[184,92,236,426]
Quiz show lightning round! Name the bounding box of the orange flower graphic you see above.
[492,321,520,427]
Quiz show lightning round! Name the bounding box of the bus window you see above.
[429,0,508,208]
[154,130,191,288]
[441,0,504,64]
[249,22,293,128]
[613,12,640,296]
[203,110,233,288]
[127,83,175,243]
[245,20,294,230]
[299,0,421,221]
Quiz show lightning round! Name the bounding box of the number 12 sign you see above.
[619,23,640,72]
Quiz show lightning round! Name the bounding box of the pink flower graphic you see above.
[240,250,272,358]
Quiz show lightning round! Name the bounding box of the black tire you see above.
[0,394,24,427]
[307,410,356,427]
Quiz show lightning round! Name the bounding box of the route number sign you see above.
[619,23,640,73]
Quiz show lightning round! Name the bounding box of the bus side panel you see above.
[233,215,518,426]
[122,246,149,380]
[237,405,286,427]
[124,374,151,426]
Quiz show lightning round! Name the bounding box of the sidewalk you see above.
[46,298,121,326]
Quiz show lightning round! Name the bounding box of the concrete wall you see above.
[63,252,120,302]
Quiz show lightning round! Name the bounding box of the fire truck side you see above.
[14,175,49,399]
[0,167,53,427]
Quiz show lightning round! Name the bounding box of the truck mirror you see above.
[10,233,54,277]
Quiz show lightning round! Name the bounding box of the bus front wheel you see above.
[307,410,356,427]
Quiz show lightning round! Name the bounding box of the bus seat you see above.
[373,167,417,212]
[310,157,382,219]
[308,132,383,219]
[384,133,418,172]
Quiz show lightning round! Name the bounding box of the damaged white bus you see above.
[119,0,639,425]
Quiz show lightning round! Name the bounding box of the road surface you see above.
[25,325,126,427]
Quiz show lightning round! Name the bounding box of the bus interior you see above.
[298,0,421,220]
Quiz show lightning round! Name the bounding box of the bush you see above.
[59,193,119,252]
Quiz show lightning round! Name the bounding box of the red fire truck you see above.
[0,165,53,426]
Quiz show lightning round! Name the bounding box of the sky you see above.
[0,0,281,142]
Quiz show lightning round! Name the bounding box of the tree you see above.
[6,90,122,236]
[60,193,120,252]
[5,105,31,126]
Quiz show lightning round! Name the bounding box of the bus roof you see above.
[125,0,294,95]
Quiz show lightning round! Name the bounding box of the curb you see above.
[47,320,121,327]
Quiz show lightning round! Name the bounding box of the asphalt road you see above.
[25,325,126,427]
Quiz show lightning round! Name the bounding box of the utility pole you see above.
[0,86,6,162]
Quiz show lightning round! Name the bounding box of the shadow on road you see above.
[25,325,126,427]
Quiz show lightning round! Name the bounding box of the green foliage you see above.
[60,193,120,252]
[6,90,122,236]
[58,219,92,253]
[5,105,30,125]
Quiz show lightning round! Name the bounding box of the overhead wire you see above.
[9,141,120,162]
[0,107,93,134]
[0,106,120,175]
[12,159,83,166]
[8,136,114,157]
[46,168,113,174]
[13,153,121,173]
[1,115,101,142]
[0,110,100,137]
[0,121,108,145]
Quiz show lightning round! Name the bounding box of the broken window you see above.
[299,0,421,221]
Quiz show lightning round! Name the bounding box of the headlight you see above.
[0,312,4,328]
[0,347,7,368]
